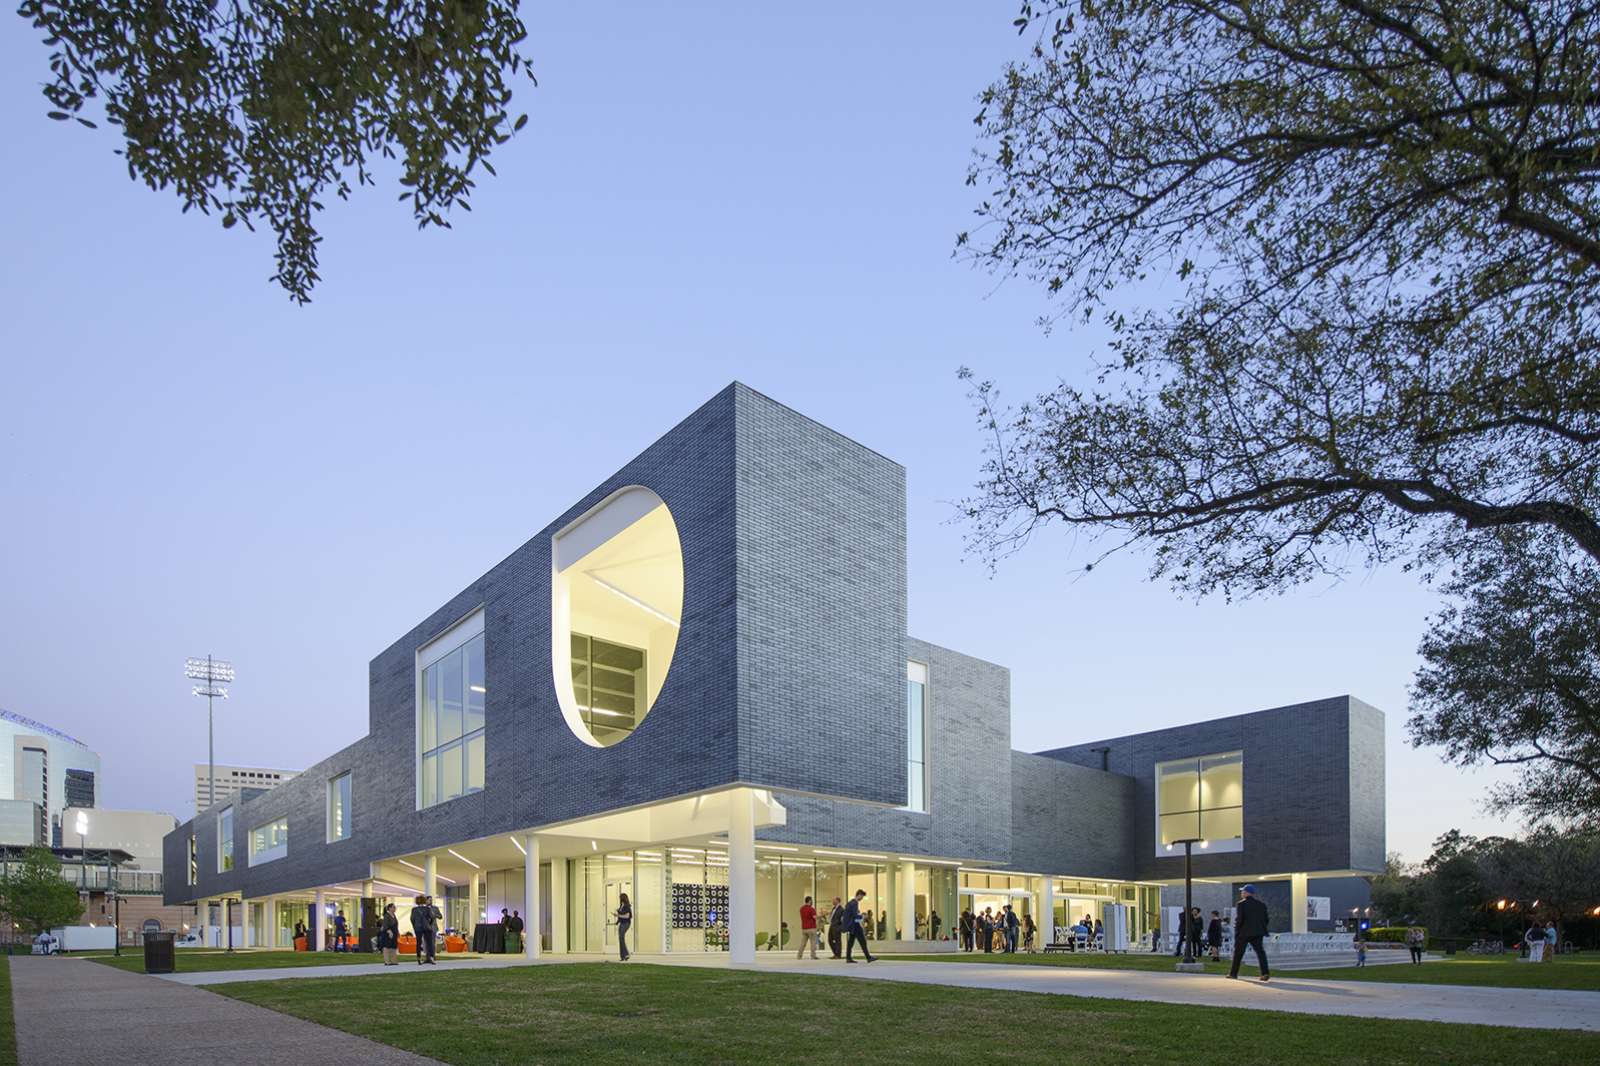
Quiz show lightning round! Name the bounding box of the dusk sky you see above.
[0,2,1520,862]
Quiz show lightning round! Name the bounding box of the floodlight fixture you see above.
[187,655,235,810]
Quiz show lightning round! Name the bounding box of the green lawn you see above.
[884,949,1600,991]
[0,958,17,1066]
[1290,954,1600,991]
[215,963,1598,1065]
[87,949,396,974]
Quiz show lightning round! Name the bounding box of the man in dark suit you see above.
[842,889,874,963]
[826,897,844,958]
[1227,884,1271,981]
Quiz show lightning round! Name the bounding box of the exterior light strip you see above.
[447,848,480,869]
[813,849,890,860]
[585,573,680,628]
[510,836,527,855]
[397,858,456,885]
[755,844,799,852]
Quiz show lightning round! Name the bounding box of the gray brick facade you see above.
[1037,696,1386,882]
[164,385,1386,908]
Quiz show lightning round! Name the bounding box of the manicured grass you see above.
[87,949,396,973]
[216,962,1598,1065]
[1291,954,1600,992]
[0,958,17,1066]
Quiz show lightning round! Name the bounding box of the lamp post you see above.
[186,656,235,810]
[1167,836,1208,972]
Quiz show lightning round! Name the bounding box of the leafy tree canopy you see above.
[961,0,1600,594]
[1412,531,1600,825]
[0,847,82,937]
[17,0,537,302]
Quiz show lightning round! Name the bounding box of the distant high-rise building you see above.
[194,764,298,813]
[0,708,100,847]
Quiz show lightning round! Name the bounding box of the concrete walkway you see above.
[8,956,443,1065]
[52,951,1600,1034]
[691,954,1600,1031]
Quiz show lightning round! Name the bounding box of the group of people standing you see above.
[957,905,1032,953]
[790,890,880,962]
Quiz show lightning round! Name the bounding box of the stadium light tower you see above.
[186,656,235,810]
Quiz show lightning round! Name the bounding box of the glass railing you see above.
[46,867,164,893]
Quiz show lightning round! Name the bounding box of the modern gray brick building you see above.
[164,384,1385,960]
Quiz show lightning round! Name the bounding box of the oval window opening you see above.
[552,487,683,747]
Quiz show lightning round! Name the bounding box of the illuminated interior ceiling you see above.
[553,487,684,747]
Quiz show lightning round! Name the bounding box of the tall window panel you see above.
[418,617,486,810]
[218,807,234,871]
[327,772,352,842]
[906,661,928,812]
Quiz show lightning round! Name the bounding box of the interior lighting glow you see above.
[585,573,680,628]
[470,685,487,693]
[813,849,890,860]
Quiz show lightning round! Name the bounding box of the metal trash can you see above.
[143,930,176,974]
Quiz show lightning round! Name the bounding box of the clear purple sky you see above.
[0,3,1518,861]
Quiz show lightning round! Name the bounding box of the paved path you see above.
[72,951,1600,1033]
[159,952,546,986]
[8,956,443,1065]
[680,954,1600,1031]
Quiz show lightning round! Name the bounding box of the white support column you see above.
[1291,873,1309,935]
[1041,876,1056,947]
[241,896,252,948]
[524,835,541,959]
[899,860,916,942]
[313,890,326,951]
[728,788,756,965]
[424,854,437,900]
[468,873,480,938]
[551,856,568,954]
[267,899,278,950]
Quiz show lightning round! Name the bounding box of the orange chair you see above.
[398,934,417,955]
[444,935,467,953]
[293,936,308,952]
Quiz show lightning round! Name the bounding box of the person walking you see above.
[930,910,942,942]
[333,910,349,952]
[1405,926,1425,964]
[1022,912,1037,953]
[826,897,845,959]
[1207,911,1223,962]
[1226,884,1270,981]
[378,903,401,966]
[843,889,875,963]
[958,909,973,951]
[1003,905,1020,953]
[615,892,633,961]
[411,894,441,965]
[796,895,819,959]
[1544,921,1557,963]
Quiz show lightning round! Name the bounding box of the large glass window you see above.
[906,661,928,811]
[327,773,351,842]
[552,486,683,748]
[249,817,288,865]
[571,634,647,744]
[217,807,233,872]
[1156,751,1244,855]
[418,619,486,810]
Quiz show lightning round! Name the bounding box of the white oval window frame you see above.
[551,485,683,748]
